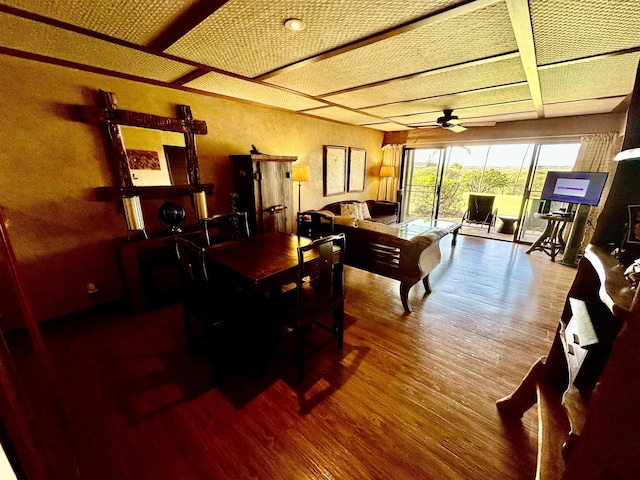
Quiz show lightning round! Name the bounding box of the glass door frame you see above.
[398,146,447,223]
[400,140,582,243]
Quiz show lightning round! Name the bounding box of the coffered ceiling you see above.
[1,0,639,133]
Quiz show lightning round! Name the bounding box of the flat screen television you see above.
[540,171,608,207]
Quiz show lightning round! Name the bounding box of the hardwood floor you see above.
[14,235,577,479]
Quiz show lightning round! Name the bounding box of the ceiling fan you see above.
[410,109,496,133]
[435,109,467,132]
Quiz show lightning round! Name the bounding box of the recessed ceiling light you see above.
[284,18,306,31]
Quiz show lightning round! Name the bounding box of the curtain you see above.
[380,144,403,201]
[571,132,622,250]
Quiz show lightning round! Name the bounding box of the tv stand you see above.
[526,212,574,261]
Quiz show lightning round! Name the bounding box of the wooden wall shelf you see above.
[230,154,297,163]
[96,184,214,201]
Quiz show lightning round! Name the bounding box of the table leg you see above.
[526,219,554,255]
[451,227,459,245]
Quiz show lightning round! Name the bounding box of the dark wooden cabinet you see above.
[229,154,297,235]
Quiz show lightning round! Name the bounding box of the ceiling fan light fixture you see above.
[284,18,306,31]
[448,124,467,133]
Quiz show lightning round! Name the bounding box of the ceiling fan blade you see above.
[448,124,467,133]
[447,118,463,125]
[463,121,497,127]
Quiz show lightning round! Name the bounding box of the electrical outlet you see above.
[86,282,99,294]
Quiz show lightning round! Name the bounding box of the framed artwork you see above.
[323,145,347,196]
[127,149,161,170]
[347,148,366,192]
[627,205,640,244]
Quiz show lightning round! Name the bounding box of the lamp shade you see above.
[379,166,394,178]
[122,195,145,232]
[292,165,310,182]
[193,190,209,220]
[615,148,640,161]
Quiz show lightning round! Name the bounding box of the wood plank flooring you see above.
[14,235,577,480]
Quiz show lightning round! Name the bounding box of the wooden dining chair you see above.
[174,235,268,381]
[296,211,335,239]
[276,233,346,381]
[212,211,250,242]
[174,237,220,352]
[199,211,250,246]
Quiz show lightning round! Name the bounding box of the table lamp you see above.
[122,195,148,240]
[192,189,213,245]
[379,166,394,201]
[292,165,310,212]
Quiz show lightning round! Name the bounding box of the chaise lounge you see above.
[299,203,459,312]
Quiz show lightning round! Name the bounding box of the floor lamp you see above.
[379,166,394,201]
[292,165,310,212]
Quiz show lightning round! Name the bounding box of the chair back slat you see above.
[296,211,335,239]
[175,237,208,282]
[212,212,250,241]
[296,233,346,309]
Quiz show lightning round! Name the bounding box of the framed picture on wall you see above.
[347,148,366,192]
[627,205,640,244]
[323,145,347,196]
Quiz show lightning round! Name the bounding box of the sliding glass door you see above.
[400,148,446,222]
[516,143,581,242]
[401,141,581,242]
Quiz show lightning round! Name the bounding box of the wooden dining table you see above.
[205,231,316,295]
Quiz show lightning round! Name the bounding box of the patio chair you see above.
[462,194,497,233]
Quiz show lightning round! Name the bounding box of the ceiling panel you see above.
[544,97,628,118]
[0,0,198,45]
[165,0,466,77]
[530,0,640,65]
[185,72,326,111]
[0,12,196,82]
[1,0,639,132]
[264,1,517,96]
[363,83,531,118]
[322,54,526,109]
[361,122,412,131]
[539,52,640,104]
[301,106,386,125]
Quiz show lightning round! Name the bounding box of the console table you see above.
[115,226,214,313]
[496,245,639,479]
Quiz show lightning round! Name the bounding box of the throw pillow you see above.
[356,219,399,236]
[359,202,372,220]
[334,216,357,227]
[340,203,362,219]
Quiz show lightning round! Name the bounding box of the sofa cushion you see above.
[340,203,362,219]
[356,219,400,236]
[322,200,399,224]
[334,216,357,227]
[359,202,372,220]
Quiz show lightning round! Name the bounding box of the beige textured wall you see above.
[0,54,384,323]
